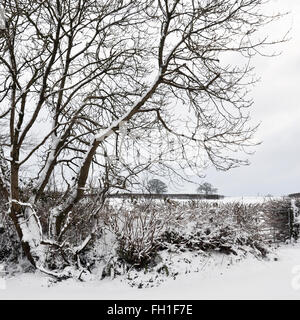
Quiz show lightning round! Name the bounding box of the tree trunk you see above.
[10,163,45,267]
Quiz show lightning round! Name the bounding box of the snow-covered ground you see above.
[1,242,300,300]
[110,196,285,206]
[220,196,283,204]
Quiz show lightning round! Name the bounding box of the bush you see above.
[101,199,278,271]
[157,201,269,258]
[103,200,180,267]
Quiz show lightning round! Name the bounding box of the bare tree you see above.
[0,0,285,275]
[197,182,218,196]
[147,179,168,194]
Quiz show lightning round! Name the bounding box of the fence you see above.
[257,199,300,243]
[0,264,5,290]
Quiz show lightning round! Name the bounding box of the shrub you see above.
[103,200,179,267]
[102,199,276,270]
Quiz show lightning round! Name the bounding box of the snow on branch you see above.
[73,234,92,255]
[94,69,163,143]
[10,199,43,240]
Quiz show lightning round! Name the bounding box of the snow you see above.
[73,235,92,254]
[215,196,284,204]
[1,243,300,300]
[108,196,276,206]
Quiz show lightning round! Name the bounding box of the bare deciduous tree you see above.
[147,179,168,194]
[0,0,285,276]
[197,182,218,196]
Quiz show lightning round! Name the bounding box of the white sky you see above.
[176,0,300,197]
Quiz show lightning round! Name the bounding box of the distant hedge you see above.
[288,193,300,198]
[105,193,224,200]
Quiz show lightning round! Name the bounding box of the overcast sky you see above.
[176,0,300,197]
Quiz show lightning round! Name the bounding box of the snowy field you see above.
[110,195,284,204]
[217,196,282,204]
[1,242,300,300]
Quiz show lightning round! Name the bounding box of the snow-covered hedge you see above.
[96,200,272,273]
[1,196,298,281]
